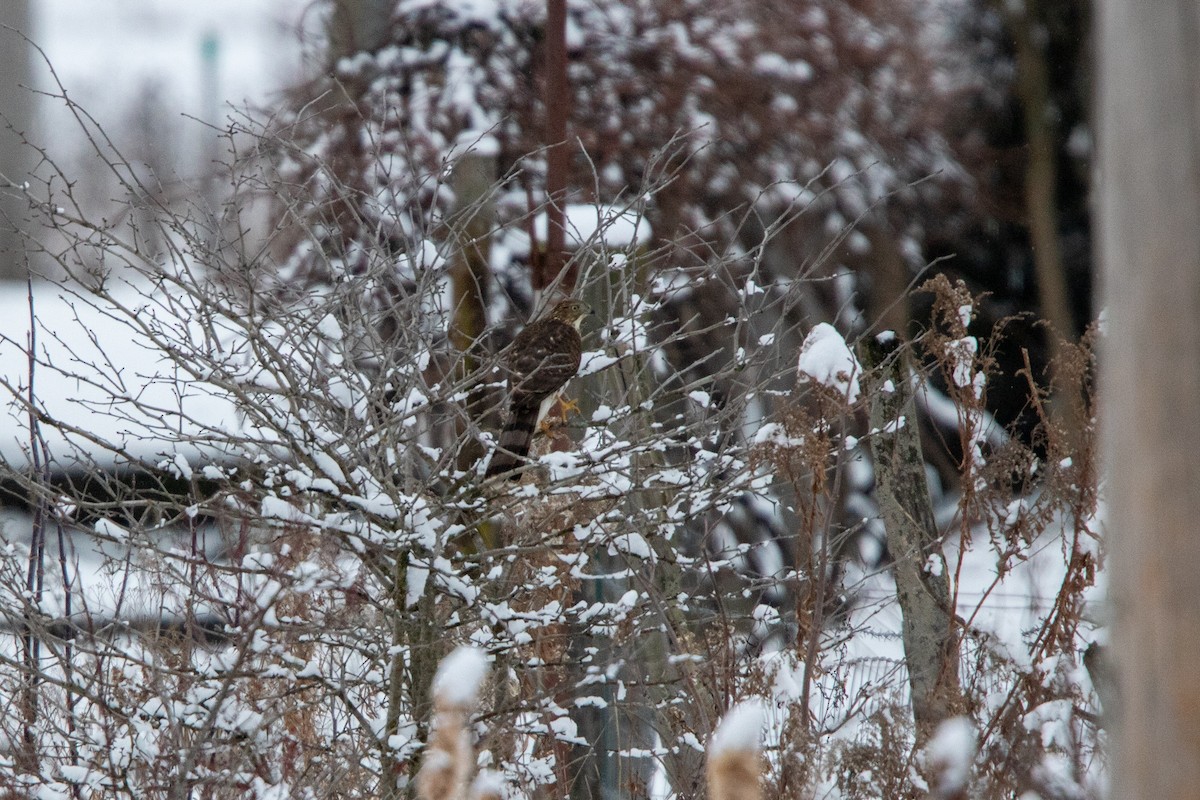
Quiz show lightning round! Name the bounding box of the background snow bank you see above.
[0,281,239,469]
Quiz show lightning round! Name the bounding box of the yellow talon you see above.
[537,395,579,435]
[557,395,581,417]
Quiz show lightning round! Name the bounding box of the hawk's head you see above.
[547,299,592,331]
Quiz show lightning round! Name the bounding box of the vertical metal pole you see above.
[537,0,571,294]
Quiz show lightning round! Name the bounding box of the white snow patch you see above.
[0,283,240,468]
[550,714,585,744]
[945,336,978,389]
[405,561,429,609]
[450,130,501,159]
[609,533,652,560]
[797,323,861,403]
[1023,699,1074,749]
[93,518,129,543]
[916,377,1008,451]
[578,350,621,376]
[171,453,193,480]
[532,204,650,250]
[753,422,804,448]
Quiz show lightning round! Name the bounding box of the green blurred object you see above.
[201,30,220,62]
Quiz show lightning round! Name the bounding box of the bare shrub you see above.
[0,19,1103,800]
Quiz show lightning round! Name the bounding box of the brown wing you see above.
[485,318,582,480]
[505,318,582,404]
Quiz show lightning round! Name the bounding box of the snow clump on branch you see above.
[797,322,862,404]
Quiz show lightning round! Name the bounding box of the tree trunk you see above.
[0,0,35,281]
[860,336,961,735]
[1099,2,1200,798]
[863,224,912,338]
[1006,0,1082,445]
[449,150,496,471]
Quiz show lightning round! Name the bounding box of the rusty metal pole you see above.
[537,0,571,295]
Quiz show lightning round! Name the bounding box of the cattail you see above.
[471,768,506,800]
[416,646,490,800]
[706,699,766,800]
[926,716,976,800]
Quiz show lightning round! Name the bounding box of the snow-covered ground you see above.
[0,281,240,470]
[0,0,316,464]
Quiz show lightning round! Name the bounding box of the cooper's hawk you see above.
[485,299,590,480]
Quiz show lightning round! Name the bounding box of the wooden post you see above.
[326,0,393,65]
[1099,2,1200,797]
[449,148,496,471]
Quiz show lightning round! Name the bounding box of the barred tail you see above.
[485,402,539,480]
